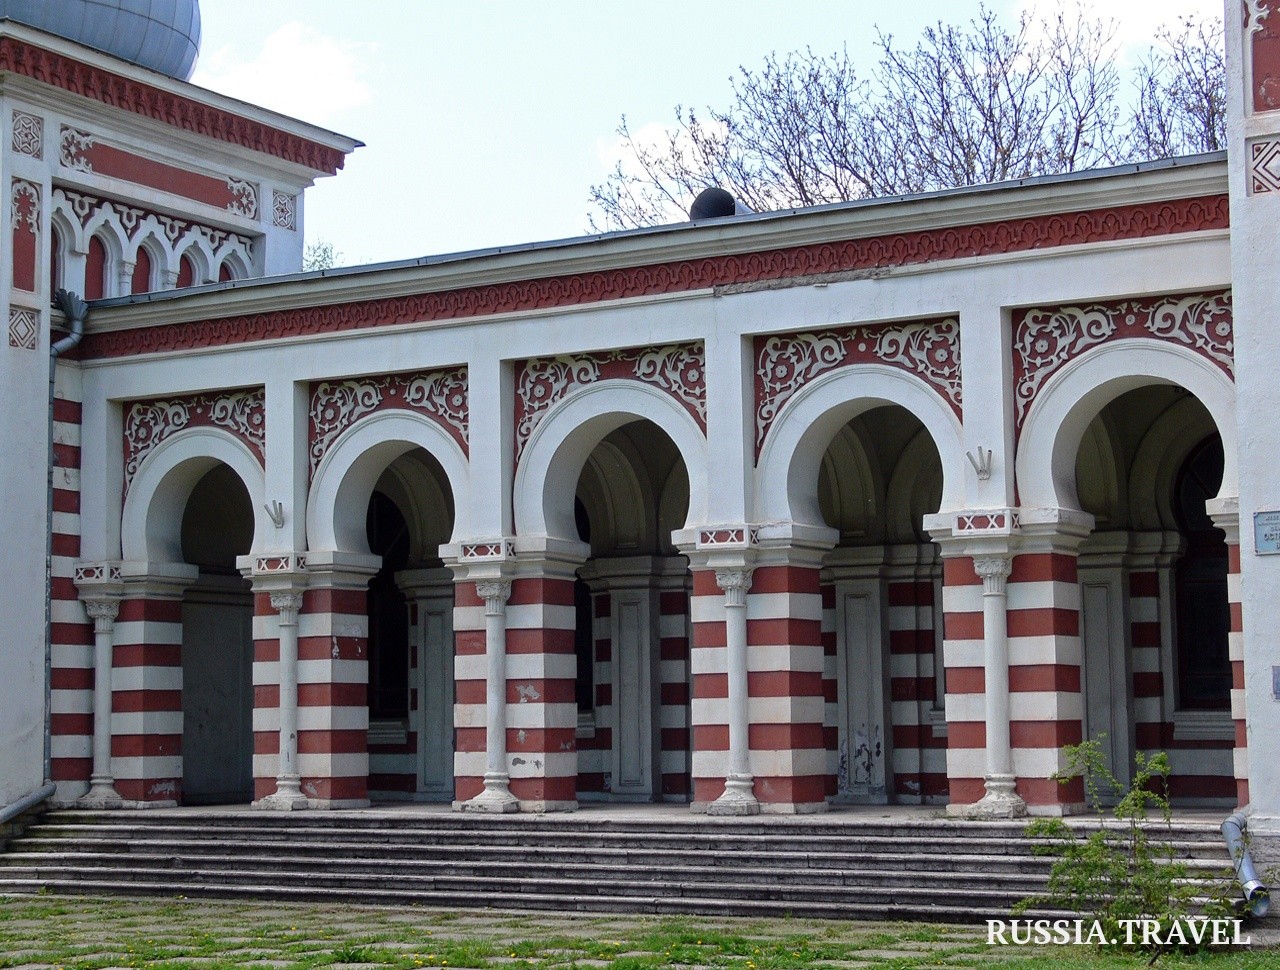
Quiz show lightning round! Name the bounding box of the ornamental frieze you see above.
[513,342,705,464]
[309,368,469,477]
[1012,291,1233,434]
[78,195,1229,360]
[753,318,961,456]
[123,388,265,493]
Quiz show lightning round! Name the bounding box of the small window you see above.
[131,247,152,294]
[176,253,196,289]
[85,235,108,300]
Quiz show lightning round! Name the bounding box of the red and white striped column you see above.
[1127,554,1166,755]
[1209,507,1248,806]
[744,545,828,813]
[689,565,732,809]
[1005,536,1086,814]
[503,550,581,811]
[50,390,93,799]
[293,552,379,808]
[656,563,693,801]
[112,562,198,806]
[450,573,490,805]
[939,551,987,811]
[448,539,582,813]
[886,551,947,804]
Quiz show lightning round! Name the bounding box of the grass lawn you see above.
[0,895,1275,970]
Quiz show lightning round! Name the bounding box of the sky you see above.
[189,0,1225,268]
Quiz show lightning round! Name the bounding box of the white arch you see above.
[514,380,708,541]
[307,410,470,554]
[1017,342,1237,511]
[122,428,269,563]
[755,364,965,528]
[1127,395,1218,531]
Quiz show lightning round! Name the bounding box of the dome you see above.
[0,0,201,81]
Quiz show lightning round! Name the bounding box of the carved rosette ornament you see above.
[753,318,961,455]
[513,342,706,463]
[308,368,469,478]
[11,111,42,159]
[123,388,266,492]
[1012,291,1233,435]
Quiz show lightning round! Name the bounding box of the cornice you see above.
[0,24,360,175]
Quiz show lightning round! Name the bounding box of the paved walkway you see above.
[0,894,1272,969]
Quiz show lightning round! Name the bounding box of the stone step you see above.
[40,810,1231,841]
[0,874,1056,922]
[21,824,1230,860]
[0,863,1046,909]
[7,810,1231,923]
[0,852,1072,893]
[1,839,1232,877]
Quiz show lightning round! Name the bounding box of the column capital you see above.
[475,580,512,615]
[83,597,120,633]
[973,556,1013,594]
[715,568,754,607]
[269,591,305,624]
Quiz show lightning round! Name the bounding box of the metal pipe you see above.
[43,291,87,788]
[0,782,56,827]
[1222,810,1270,919]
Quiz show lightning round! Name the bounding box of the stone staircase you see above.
[0,809,1237,922]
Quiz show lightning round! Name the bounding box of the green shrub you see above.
[1015,737,1234,953]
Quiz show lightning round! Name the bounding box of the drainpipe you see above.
[1222,810,1271,919]
[43,290,87,787]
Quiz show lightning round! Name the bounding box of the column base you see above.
[254,776,309,811]
[948,774,1026,819]
[78,779,123,809]
[707,774,760,816]
[460,774,519,813]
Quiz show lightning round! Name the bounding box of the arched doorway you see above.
[815,405,944,804]
[179,463,254,804]
[362,449,456,801]
[574,420,692,802]
[1074,385,1234,803]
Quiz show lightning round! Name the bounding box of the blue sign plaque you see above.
[1255,511,1280,555]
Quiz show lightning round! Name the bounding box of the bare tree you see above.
[589,6,1224,231]
[303,240,341,271]
[1130,17,1226,159]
